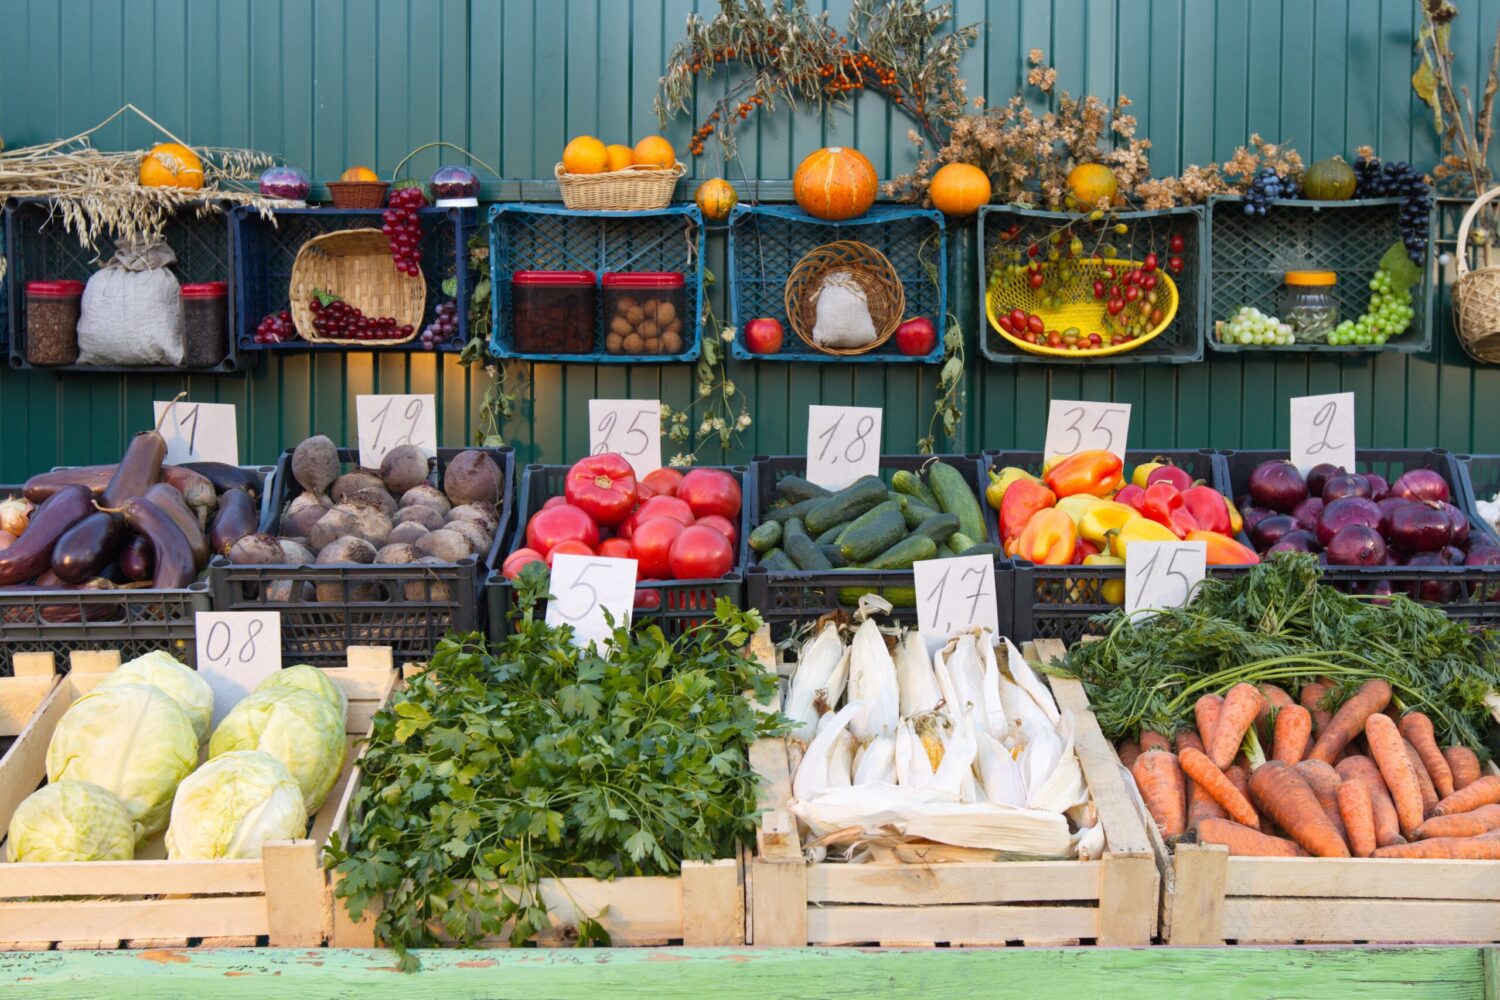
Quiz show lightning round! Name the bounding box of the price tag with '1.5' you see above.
[153,400,239,466]
[1124,541,1207,619]
[356,394,438,469]
[546,553,639,648]
[1289,392,1356,476]
[912,555,1001,641]
[195,611,282,727]
[589,399,661,477]
[805,405,882,490]
[1043,399,1131,464]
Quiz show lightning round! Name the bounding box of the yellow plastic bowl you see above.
[985,257,1179,358]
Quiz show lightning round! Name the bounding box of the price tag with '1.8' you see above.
[1043,399,1131,464]
[356,394,438,469]
[805,405,882,490]
[1124,541,1206,620]
[153,400,239,466]
[589,399,661,477]
[195,611,282,727]
[546,554,639,648]
[1289,391,1356,476]
[912,555,1001,641]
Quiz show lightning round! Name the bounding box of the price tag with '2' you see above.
[356,394,438,469]
[913,555,1000,641]
[153,400,239,465]
[589,399,661,477]
[1043,399,1131,463]
[546,554,639,648]
[1289,392,1356,476]
[195,611,282,727]
[1124,541,1206,619]
[806,405,882,490]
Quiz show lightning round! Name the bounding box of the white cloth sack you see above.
[810,270,877,349]
[77,241,183,366]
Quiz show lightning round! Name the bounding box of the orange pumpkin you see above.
[793,146,877,221]
[140,143,204,190]
[694,178,737,222]
[1066,163,1119,208]
[928,163,991,216]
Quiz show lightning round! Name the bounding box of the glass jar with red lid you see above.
[511,270,596,355]
[180,282,229,367]
[602,272,686,356]
[25,280,85,367]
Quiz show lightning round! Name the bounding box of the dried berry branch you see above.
[1413,0,1499,195]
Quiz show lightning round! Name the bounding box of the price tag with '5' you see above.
[1124,541,1206,619]
[546,553,638,648]
[195,611,282,727]
[806,405,882,490]
[912,555,1000,642]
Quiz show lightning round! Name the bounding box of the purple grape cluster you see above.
[420,300,460,350]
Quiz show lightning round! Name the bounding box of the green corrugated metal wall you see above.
[1,0,1498,481]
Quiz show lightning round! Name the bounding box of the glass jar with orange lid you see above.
[1279,270,1340,343]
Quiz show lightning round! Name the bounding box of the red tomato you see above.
[502,547,545,580]
[633,588,662,611]
[631,516,685,580]
[618,517,635,542]
[632,495,695,529]
[636,482,655,502]
[526,503,600,556]
[676,469,742,520]
[598,538,634,559]
[695,514,739,549]
[542,495,569,510]
[563,453,638,526]
[545,539,595,566]
[668,525,734,580]
[641,467,684,497]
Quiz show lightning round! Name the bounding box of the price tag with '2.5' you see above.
[153,400,239,465]
[356,394,438,469]
[1289,392,1356,476]
[806,405,882,490]
[589,399,661,477]
[195,611,282,727]
[1043,399,1131,463]
[913,555,1000,641]
[546,554,639,648]
[1124,541,1206,620]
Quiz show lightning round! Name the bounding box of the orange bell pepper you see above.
[1000,478,1057,550]
[1186,530,1260,566]
[1044,449,1124,498]
[1014,508,1077,565]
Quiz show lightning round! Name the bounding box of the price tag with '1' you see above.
[356,394,438,469]
[1289,392,1356,475]
[1043,399,1131,463]
[153,400,239,466]
[195,611,283,727]
[805,405,882,490]
[1124,541,1206,619]
[589,399,661,477]
[546,553,639,648]
[913,555,1000,641]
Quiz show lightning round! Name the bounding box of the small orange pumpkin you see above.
[140,143,204,190]
[928,163,991,216]
[793,146,877,221]
[694,178,737,222]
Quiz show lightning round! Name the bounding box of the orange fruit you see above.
[1066,163,1119,208]
[793,146,878,221]
[928,163,991,216]
[632,135,676,169]
[605,144,635,172]
[562,136,610,174]
[140,143,204,190]
[339,165,380,182]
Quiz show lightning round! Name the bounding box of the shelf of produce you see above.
[746,631,1158,947]
[231,204,475,353]
[1205,196,1434,353]
[486,203,704,363]
[208,447,514,669]
[977,204,1205,364]
[486,463,745,640]
[0,645,396,951]
[4,197,243,373]
[727,203,945,364]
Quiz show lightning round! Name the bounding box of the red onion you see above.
[1248,461,1308,513]
[1316,496,1382,548]
[1326,524,1386,566]
[1390,468,1451,504]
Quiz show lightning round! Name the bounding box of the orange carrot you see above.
[1257,683,1296,740]
[1140,730,1171,754]
[1132,749,1186,838]
[1194,694,1223,749]
[1443,746,1482,792]
[1188,774,1228,828]
[1365,714,1424,839]
[1373,837,1500,860]
[1117,739,1141,769]
[1309,679,1392,765]
[1416,804,1500,839]
[1337,780,1376,857]
[1208,683,1264,770]
[1300,680,1333,736]
[1433,775,1500,817]
[1178,747,1260,830]
[1399,713,1454,799]
[1294,759,1349,845]
[1247,760,1350,857]
[1336,756,1405,847]
[1225,764,1250,799]
[1402,738,1439,817]
[1196,817,1305,857]
[1272,705,1312,764]
[1175,730,1205,755]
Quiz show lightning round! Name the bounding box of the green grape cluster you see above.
[1221,306,1295,346]
[1328,266,1416,346]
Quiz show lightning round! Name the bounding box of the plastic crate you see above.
[487,203,704,363]
[4,197,242,372]
[743,454,1006,636]
[1205,196,1435,353]
[208,446,515,668]
[231,204,475,352]
[727,203,945,363]
[486,463,746,640]
[976,204,1205,364]
[1440,454,1500,547]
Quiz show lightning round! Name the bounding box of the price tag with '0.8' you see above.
[153,400,239,466]
[1289,392,1356,476]
[589,399,661,477]
[195,611,282,727]
[912,555,1001,641]
[1043,399,1131,464]
[355,394,438,469]
[805,405,882,490]
[546,553,639,648]
[1124,541,1206,619]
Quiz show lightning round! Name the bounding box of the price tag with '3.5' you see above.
[1043,399,1131,464]
[805,405,882,490]
[195,611,282,727]
[589,399,661,477]
[546,553,639,648]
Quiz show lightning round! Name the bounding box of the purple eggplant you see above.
[118,497,197,589]
[144,483,209,570]
[49,511,127,583]
[119,534,155,582]
[209,488,259,557]
[0,485,92,585]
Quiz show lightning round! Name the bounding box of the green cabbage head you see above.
[7,781,136,863]
[165,751,307,860]
[256,664,347,721]
[209,689,345,812]
[97,650,215,744]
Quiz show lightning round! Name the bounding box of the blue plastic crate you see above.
[727,203,946,363]
[231,204,475,353]
[487,203,705,363]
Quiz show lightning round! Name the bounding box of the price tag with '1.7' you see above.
[1124,541,1206,619]
[546,554,639,648]
[912,555,1000,641]
[1289,391,1356,476]
[153,400,239,466]
[589,399,661,477]
[1043,399,1131,464]
[195,611,282,727]
[805,405,882,490]
[356,394,437,469]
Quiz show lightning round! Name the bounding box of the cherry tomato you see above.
[1168,255,1184,273]
[1026,314,1045,335]
[545,539,595,566]
[677,468,742,520]
[631,516,686,579]
[696,514,739,549]
[526,504,600,556]
[632,495,695,529]
[668,525,735,580]
[997,314,1015,333]
[1026,243,1040,258]
[1141,273,1158,291]
[598,538,634,559]
[1093,280,1106,300]
[1009,308,1028,329]
[1143,252,1158,272]
[1124,285,1141,303]
[1169,233,1186,253]
[542,495,569,510]
[1107,298,1125,316]
[1027,270,1045,290]
[502,547,545,580]
[641,467,684,498]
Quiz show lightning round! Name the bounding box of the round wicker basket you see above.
[1453,186,1500,363]
[326,180,390,209]
[784,240,904,356]
[289,229,425,345]
[553,162,685,212]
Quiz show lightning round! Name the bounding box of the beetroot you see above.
[1316,496,1383,547]
[1321,473,1372,502]
[1248,461,1309,513]
[1326,524,1386,566]
[1266,529,1319,554]
[1389,468,1450,504]
[1291,497,1325,533]
[1305,463,1345,499]
[1250,514,1300,550]
[1386,500,1454,554]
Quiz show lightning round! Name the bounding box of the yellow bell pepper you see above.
[1079,500,1140,547]
[1055,494,1101,526]
[1083,553,1126,604]
[986,466,1043,511]
[1224,495,1243,535]
[1108,516,1179,558]
[1131,460,1166,489]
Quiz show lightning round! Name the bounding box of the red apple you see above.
[895,317,937,356]
[744,317,783,354]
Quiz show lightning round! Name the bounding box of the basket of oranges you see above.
[554,135,686,212]
[985,254,1179,357]
[326,166,390,209]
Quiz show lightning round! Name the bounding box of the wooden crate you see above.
[746,631,1158,947]
[0,645,397,951]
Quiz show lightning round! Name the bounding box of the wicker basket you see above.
[553,162,685,211]
[326,180,390,209]
[1453,186,1500,363]
[784,240,904,356]
[288,229,425,345]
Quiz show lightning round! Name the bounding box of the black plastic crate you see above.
[487,463,747,640]
[231,204,475,353]
[743,454,1005,636]
[4,197,241,372]
[1452,454,1500,546]
[208,446,514,668]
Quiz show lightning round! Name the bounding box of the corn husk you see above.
[935,632,1003,735]
[894,718,935,788]
[1002,637,1061,725]
[784,623,849,744]
[894,630,942,718]
[793,701,861,800]
[847,619,899,742]
[974,730,1027,806]
[1076,823,1107,861]
[1025,711,1088,814]
[790,785,1074,857]
[931,711,978,797]
[853,734,896,785]
[828,729,855,789]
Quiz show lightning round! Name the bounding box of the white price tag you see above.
[195,611,282,727]
[356,394,437,469]
[1044,399,1131,463]
[153,400,239,465]
[546,554,638,647]
[1289,392,1356,475]
[1124,541,1207,619]
[805,405,882,490]
[913,555,1001,641]
[588,399,661,477]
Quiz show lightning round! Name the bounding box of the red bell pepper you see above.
[1044,449,1124,498]
[1071,536,1101,564]
[1000,478,1057,551]
[1139,481,1184,528]
[1167,506,1203,539]
[1181,484,1232,535]
[563,453,638,527]
[1114,483,1146,510]
[1186,530,1260,565]
[1145,465,1195,491]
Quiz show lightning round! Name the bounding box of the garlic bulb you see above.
[0,497,31,538]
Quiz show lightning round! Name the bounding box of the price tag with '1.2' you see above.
[805,405,883,490]
[912,555,1001,641]
[1043,399,1131,464]
[589,399,661,477]
[195,611,283,727]
[355,394,438,469]
[1124,540,1206,619]
[1289,391,1356,476]
[546,553,639,648]
[153,400,239,466]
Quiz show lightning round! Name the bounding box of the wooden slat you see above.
[680,858,743,947]
[1097,852,1159,946]
[1048,675,1154,858]
[750,858,807,947]
[0,859,264,899]
[10,653,56,680]
[805,904,1099,946]
[1166,843,1229,946]
[1226,855,1500,901]
[808,860,1101,906]
[1221,897,1500,944]
[0,680,75,828]
[0,896,270,944]
[0,676,57,737]
[262,840,327,947]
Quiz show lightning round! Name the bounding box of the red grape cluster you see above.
[254,310,297,344]
[420,300,459,350]
[309,296,413,342]
[382,186,427,275]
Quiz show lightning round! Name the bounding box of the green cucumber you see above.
[774,475,830,503]
[816,521,851,545]
[839,585,916,608]
[765,497,819,524]
[912,512,960,544]
[901,501,942,530]
[891,469,940,509]
[748,520,782,553]
[955,541,1001,559]
[927,461,987,543]
[947,532,979,555]
[838,504,907,563]
[804,476,889,536]
[760,548,798,572]
[885,491,909,510]
[783,518,831,571]
[820,544,848,568]
[865,534,938,570]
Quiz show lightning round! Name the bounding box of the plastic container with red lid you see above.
[180,281,229,367]
[511,270,596,355]
[25,280,86,366]
[181,281,229,298]
[601,271,686,356]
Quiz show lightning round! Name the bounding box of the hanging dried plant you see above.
[1412,0,1500,196]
